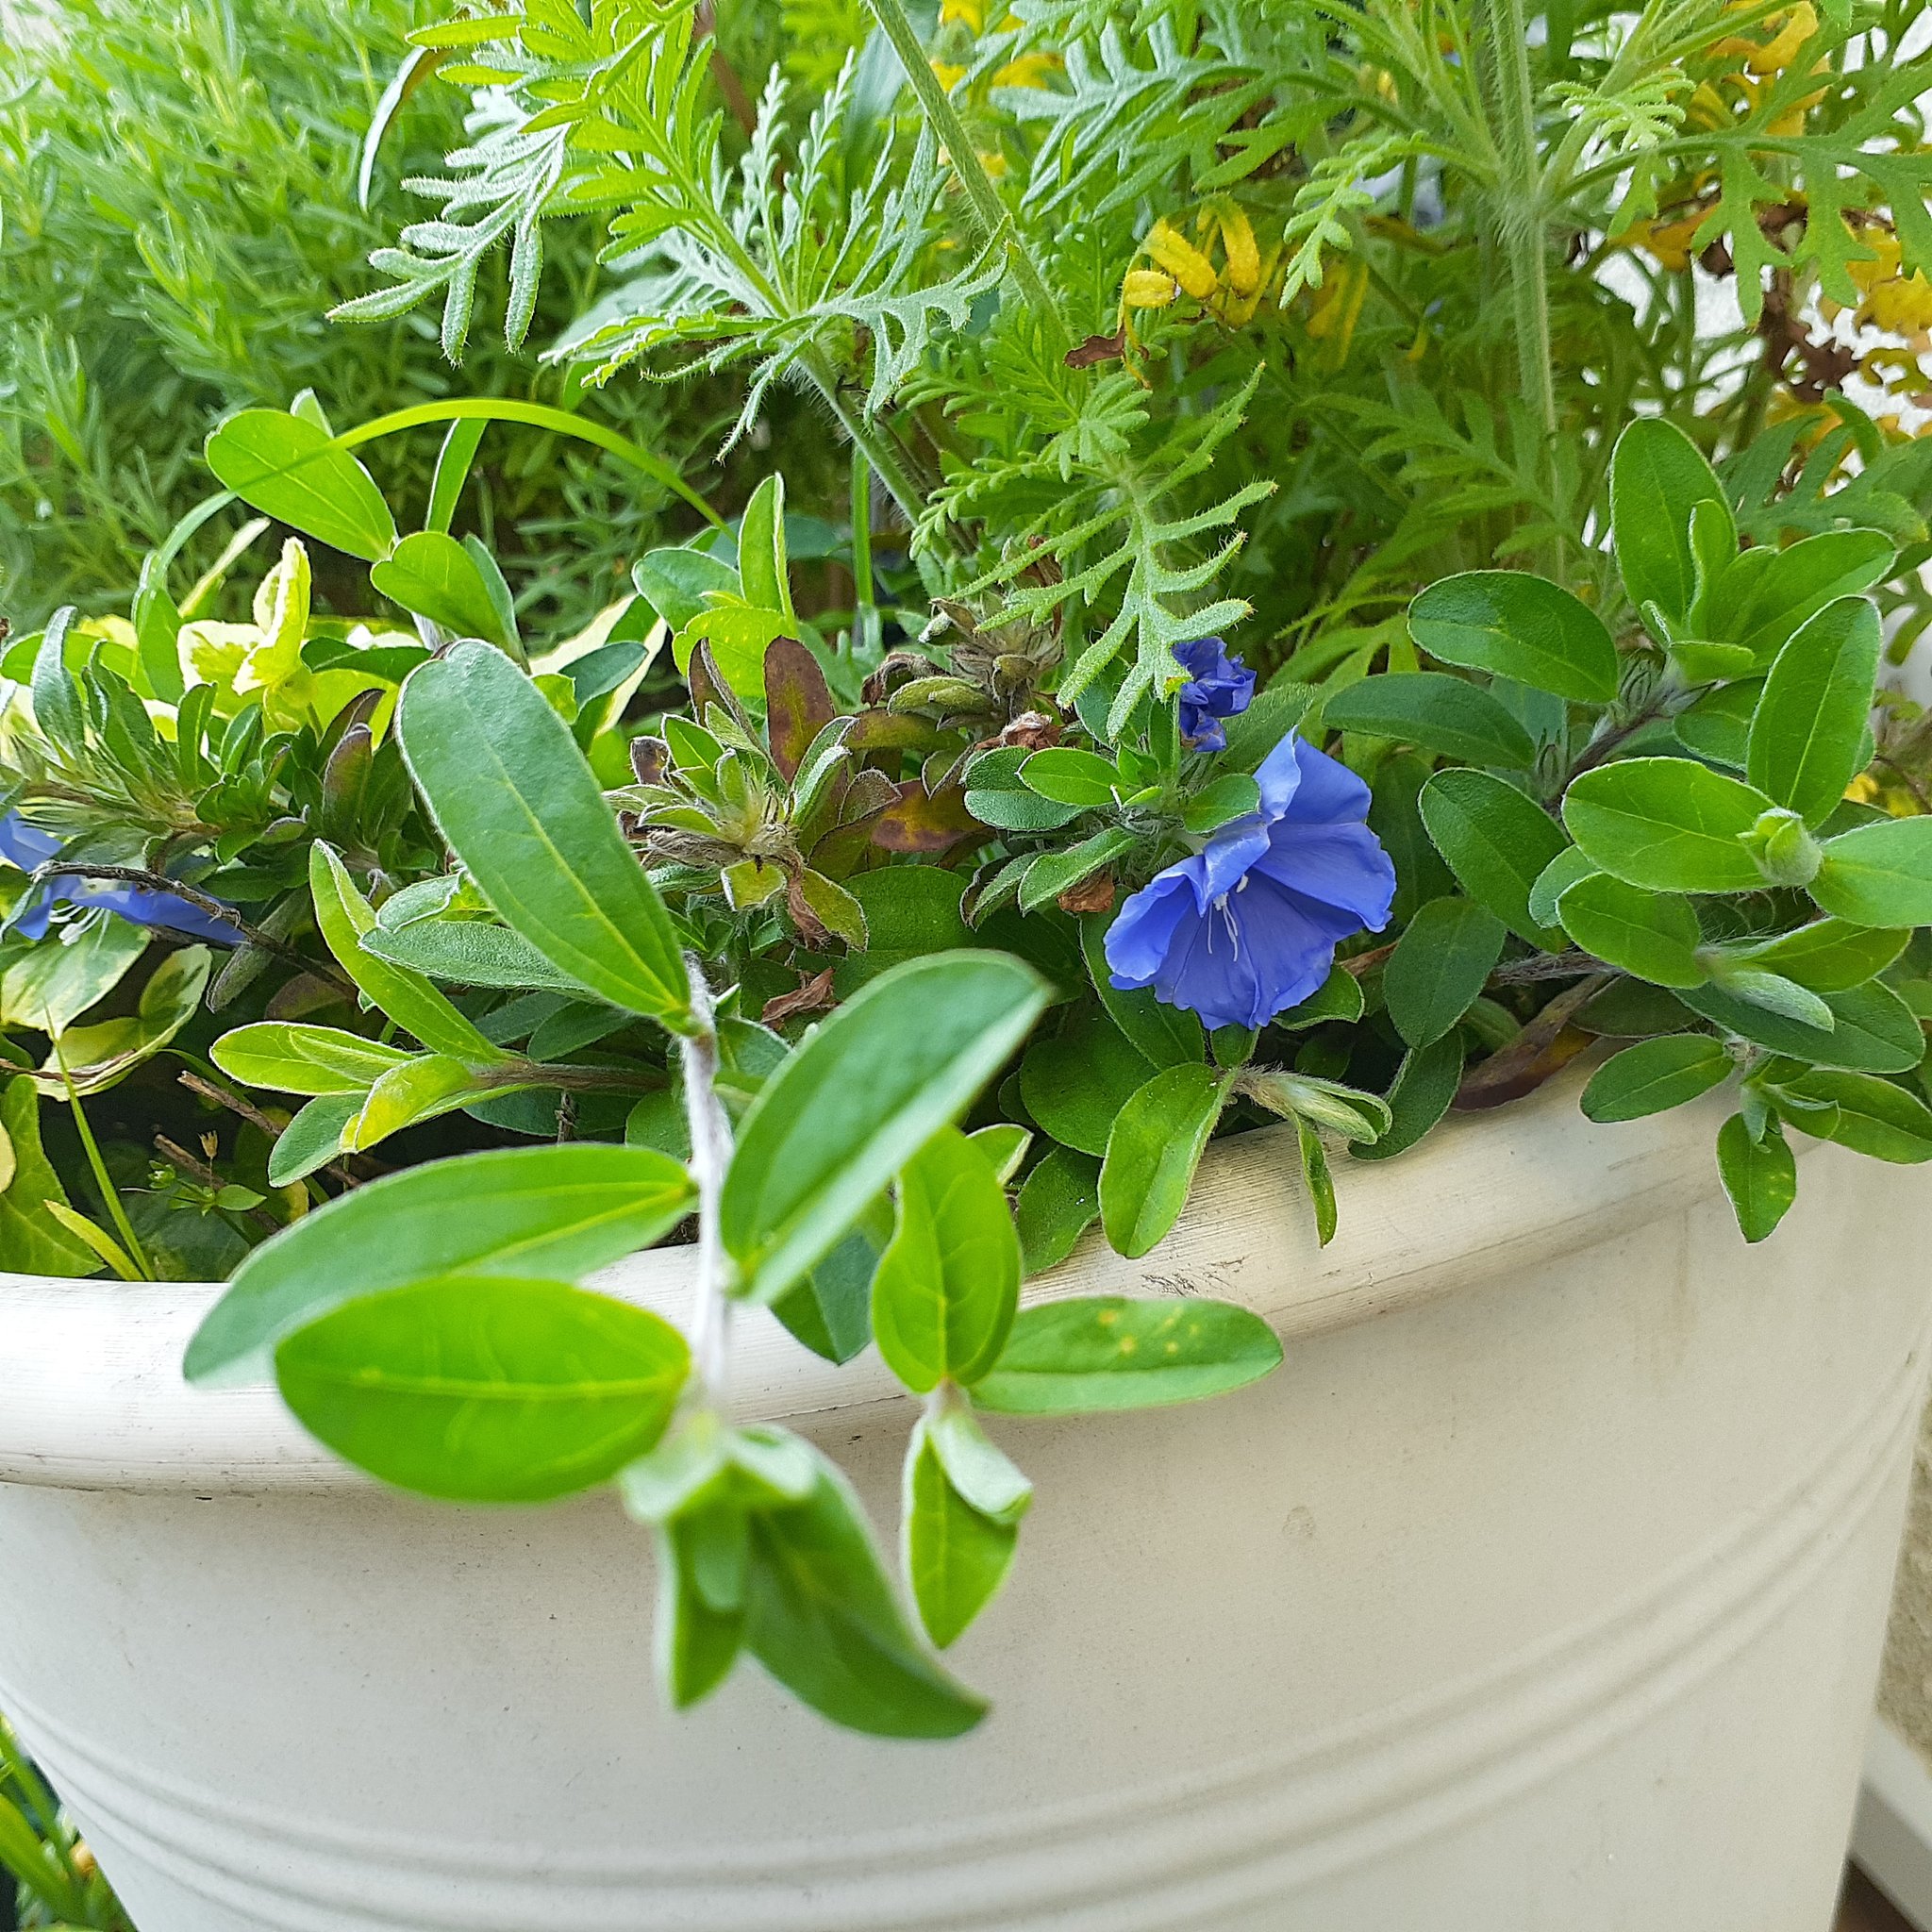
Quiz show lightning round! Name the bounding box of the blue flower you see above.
[1174,636,1256,753]
[0,812,241,946]
[1105,735,1395,1030]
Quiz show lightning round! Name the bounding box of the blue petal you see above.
[1255,821,1397,930]
[1280,739,1372,825]
[0,813,61,874]
[1105,866,1204,988]
[1252,732,1307,820]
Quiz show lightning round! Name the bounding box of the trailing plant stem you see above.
[861,0,1068,346]
[1483,0,1559,546]
[679,956,736,1402]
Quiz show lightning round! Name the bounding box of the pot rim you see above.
[0,1068,1744,1493]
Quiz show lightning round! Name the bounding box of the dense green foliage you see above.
[0,0,770,634]
[8,0,1932,1749]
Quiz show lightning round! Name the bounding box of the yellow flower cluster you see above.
[1846,233,1932,337]
[931,0,1058,93]
[1121,204,1274,328]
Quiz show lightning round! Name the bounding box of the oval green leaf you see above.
[1562,757,1772,892]
[1745,596,1882,827]
[1098,1063,1227,1258]
[186,1142,696,1385]
[398,641,690,1024]
[1419,768,1570,946]
[275,1275,689,1502]
[721,952,1049,1306]
[1409,571,1619,702]
[1322,673,1537,771]
[974,1297,1283,1414]
[204,408,398,562]
[1383,897,1507,1047]
[1580,1036,1732,1123]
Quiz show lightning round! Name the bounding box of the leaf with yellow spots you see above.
[974,1296,1282,1414]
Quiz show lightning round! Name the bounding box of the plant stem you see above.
[1482,0,1560,558]
[861,0,1068,344]
[55,1051,154,1281]
[678,955,736,1403]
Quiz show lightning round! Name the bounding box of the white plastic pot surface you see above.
[0,1071,1924,1932]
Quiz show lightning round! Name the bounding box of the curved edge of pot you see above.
[0,1068,1752,1493]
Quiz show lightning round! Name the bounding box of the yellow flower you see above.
[1124,268,1180,308]
[1306,258,1371,365]
[1143,217,1220,300]
[1213,201,1261,298]
[1848,233,1932,335]
[1616,209,1707,273]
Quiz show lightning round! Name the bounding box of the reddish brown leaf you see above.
[1453,976,1609,1111]
[872,782,984,854]
[629,736,669,785]
[1065,328,1127,369]
[761,967,839,1026]
[763,636,836,783]
[1058,870,1116,916]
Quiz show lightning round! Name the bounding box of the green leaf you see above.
[1526,846,1599,929]
[359,918,599,995]
[1351,1032,1465,1161]
[1015,1145,1101,1275]
[975,1296,1282,1414]
[1419,769,1569,946]
[1761,1067,1932,1162]
[343,1052,492,1151]
[1716,528,1895,665]
[1408,571,1620,703]
[1556,873,1707,987]
[275,1276,689,1502]
[397,641,691,1024]
[871,1128,1021,1393]
[371,530,514,648]
[1099,1064,1228,1258]
[1019,746,1121,807]
[721,952,1049,1305]
[1383,898,1507,1047]
[633,547,737,633]
[904,1413,1026,1648]
[1610,418,1730,623]
[211,1023,414,1095]
[1020,1010,1158,1157]
[743,1452,987,1739]
[1715,1112,1797,1242]
[1674,679,1762,768]
[267,1094,362,1188]
[737,474,793,620]
[37,943,211,1096]
[29,608,86,752]
[204,409,398,562]
[1724,919,1907,992]
[1680,977,1924,1073]
[771,1221,883,1367]
[1811,817,1932,928]
[1561,757,1771,892]
[0,1076,95,1275]
[1744,597,1882,827]
[1223,682,1317,772]
[0,917,147,1036]
[1277,963,1366,1028]
[1296,1115,1337,1245]
[1322,673,1537,770]
[1017,827,1139,914]
[311,844,497,1061]
[1580,1036,1733,1123]
[1180,772,1262,833]
[186,1142,695,1385]
[1079,915,1204,1069]
[657,1506,747,1710]
[845,866,970,958]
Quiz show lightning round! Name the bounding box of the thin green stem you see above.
[1482,0,1560,563]
[55,1048,155,1281]
[861,0,1068,345]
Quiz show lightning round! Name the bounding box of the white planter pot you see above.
[0,1073,1924,1932]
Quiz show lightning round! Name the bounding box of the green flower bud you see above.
[1739,807,1823,889]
